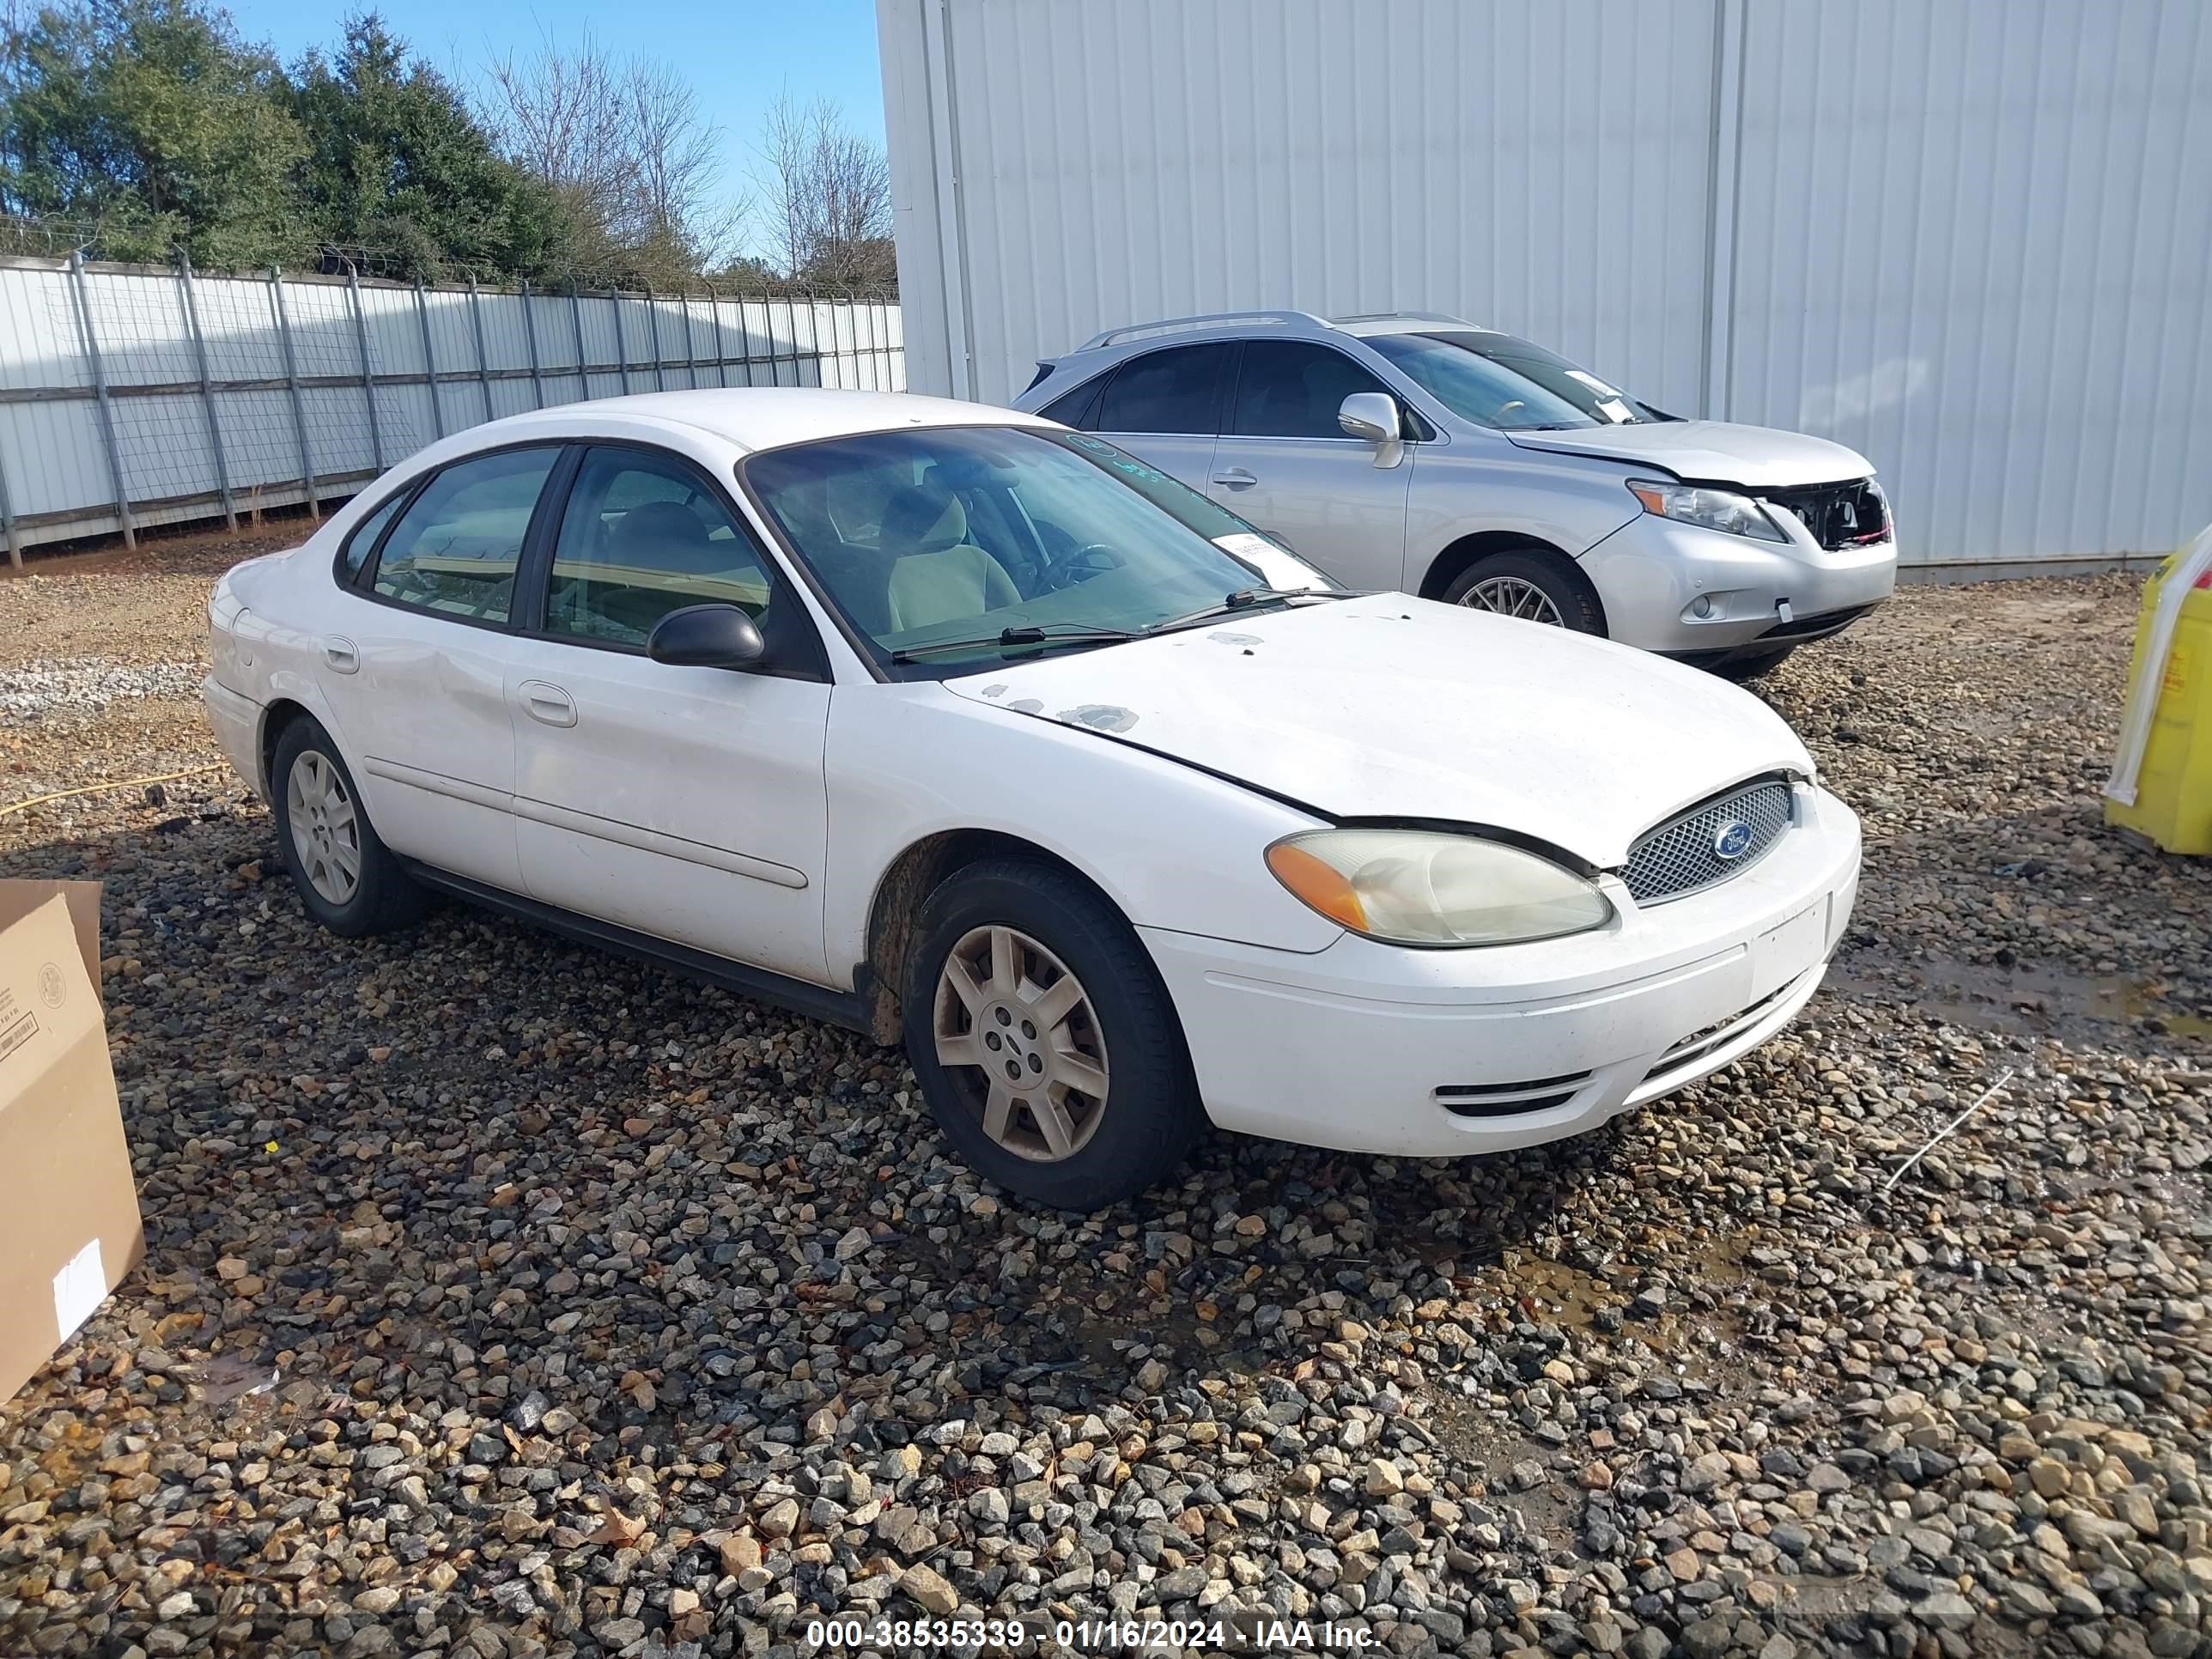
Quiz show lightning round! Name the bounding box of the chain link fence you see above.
[0,253,904,565]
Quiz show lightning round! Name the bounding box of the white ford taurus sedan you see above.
[202,389,1861,1209]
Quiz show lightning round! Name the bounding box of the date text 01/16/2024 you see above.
[804,1616,1381,1650]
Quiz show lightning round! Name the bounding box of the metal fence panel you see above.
[0,255,903,560]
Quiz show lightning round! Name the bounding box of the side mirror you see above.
[1338,392,1401,445]
[647,603,768,670]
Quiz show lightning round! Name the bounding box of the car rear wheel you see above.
[903,858,1203,1210]
[270,716,428,938]
[1443,549,1604,634]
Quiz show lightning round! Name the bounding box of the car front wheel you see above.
[902,859,1203,1210]
[1443,548,1604,634]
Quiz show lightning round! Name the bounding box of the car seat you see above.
[878,483,1020,632]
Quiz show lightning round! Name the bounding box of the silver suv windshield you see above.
[1366,330,1658,430]
[744,426,1336,676]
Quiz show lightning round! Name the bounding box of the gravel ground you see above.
[0,536,2207,1659]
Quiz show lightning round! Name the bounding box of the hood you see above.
[944,595,1814,868]
[1505,420,1872,488]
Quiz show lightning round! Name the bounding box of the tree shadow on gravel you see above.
[7,800,1817,1458]
[0,808,1638,1428]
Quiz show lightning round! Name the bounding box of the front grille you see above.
[1763,478,1890,550]
[1623,777,1794,905]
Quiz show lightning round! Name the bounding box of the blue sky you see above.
[220,0,888,253]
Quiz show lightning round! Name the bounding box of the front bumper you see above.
[1143,782,1860,1158]
[1581,510,1898,654]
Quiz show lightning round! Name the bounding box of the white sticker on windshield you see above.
[1596,398,1636,424]
[1212,533,1333,592]
[1567,368,1625,398]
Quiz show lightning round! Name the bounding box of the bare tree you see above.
[483,33,627,204]
[481,32,747,284]
[623,57,743,270]
[754,92,893,290]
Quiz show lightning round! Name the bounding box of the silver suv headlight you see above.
[1629,478,1787,543]
[1266,829,1614,947]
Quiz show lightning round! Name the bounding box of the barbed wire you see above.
[0,215,101,258]
[0,218,898,307]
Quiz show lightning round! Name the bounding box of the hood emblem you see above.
[1712,819,1754,860]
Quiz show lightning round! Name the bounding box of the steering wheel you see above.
[1048,543,1124,589]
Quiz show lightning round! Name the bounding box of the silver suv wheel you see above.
[1460,574,1565,626]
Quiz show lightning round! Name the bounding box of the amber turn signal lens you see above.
[1265,841,1369,932]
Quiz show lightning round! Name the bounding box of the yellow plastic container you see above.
[2105,548,2212,854]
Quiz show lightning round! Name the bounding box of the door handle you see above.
[1212,467,1258,489]
[321,637,359,674]
[517,680,577,728]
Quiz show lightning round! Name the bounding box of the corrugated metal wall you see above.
[0,258,905,560]
[880,0,2212,571]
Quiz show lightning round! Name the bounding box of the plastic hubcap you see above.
[286,750,362,906]
[933,924,1109,1163]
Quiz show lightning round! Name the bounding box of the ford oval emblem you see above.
[1713,819,1755,861]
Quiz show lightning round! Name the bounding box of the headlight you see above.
[1266,829,1614,947]
[1628,478,1787,543]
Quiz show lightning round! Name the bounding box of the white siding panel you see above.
[884,0,2212,568]
[887,0,1718,410]
[1728,0,2212,565]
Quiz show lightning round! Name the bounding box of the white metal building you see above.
[878,0,2212,574]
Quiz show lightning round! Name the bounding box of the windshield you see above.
[1366,330,1659,429]
[744,426,1334,676]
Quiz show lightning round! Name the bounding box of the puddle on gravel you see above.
[1832,953,2212,1044]
[1462,1240,1755,1384]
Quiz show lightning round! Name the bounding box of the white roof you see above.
[459,387,1049,456]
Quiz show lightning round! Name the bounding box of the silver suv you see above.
[1013,311,1898,678]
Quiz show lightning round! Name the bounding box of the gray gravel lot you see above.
[0,536,2207,1659]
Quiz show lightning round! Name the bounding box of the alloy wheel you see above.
[286,750,362,905]
[1461,574,1565,626]
[932,924,1110,1162]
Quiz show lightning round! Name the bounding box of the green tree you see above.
[0,0,307,265]
[287,15,572,281]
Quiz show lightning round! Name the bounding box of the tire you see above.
[1714,644,1797,683]
[270,715,429,938]
[902,858,1203,1210]
[1441,548,1605,635]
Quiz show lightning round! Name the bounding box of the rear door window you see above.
[338,488,411,583]
[1093,343,1232,435]
[1039,377,1108,430]
[368,447,561,624]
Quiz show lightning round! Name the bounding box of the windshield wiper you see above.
[1146,586,1315,635]
[889,623,1139,664]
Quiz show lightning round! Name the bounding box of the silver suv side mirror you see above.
[1338,392,1405,467]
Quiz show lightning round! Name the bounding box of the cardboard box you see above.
[0,881,143,1405]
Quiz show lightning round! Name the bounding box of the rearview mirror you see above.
[647,604,768,670]
[1338,392,1401,445]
